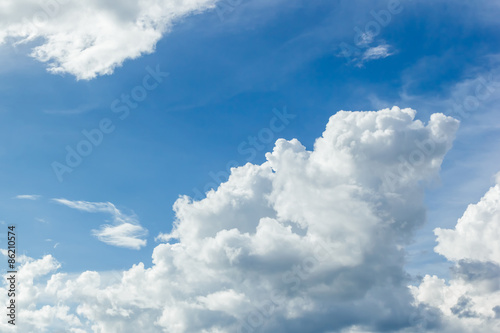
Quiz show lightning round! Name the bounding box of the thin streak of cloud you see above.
[14,194,41,200]
[362,44,393,61]
[52,198,148,250]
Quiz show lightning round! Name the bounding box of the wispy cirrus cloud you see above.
[52,199,147,250]
[362,44,393,61]
[338,39,396,67]
[14,194,41,200]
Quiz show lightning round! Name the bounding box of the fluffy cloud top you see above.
[2,107,466,332]
[0,0,218,79]
[434,180,500,264]
[53,199,148,249]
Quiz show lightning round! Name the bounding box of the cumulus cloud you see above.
[0,0,219,79]
[434,179,500,264]
[52,199,148,249]
[412,176,500,332]
[2,107,465,332]
[13,194,41,200]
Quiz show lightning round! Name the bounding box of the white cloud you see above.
[0,107,467,332]
[362,44,393,61]
[412,175,500,332]
[434,179,500,264]
[53,199,148,250]
[0,0,219,80]
[92,223,148,250]
[14,194,41,200]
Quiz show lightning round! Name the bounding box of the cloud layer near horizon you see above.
[0,0,218,79]
[3,107,498,332]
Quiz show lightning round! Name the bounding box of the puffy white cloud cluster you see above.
[1,107,467,332]
[434,180,500,264]
[412,176,500,332]
[0,0,218,79]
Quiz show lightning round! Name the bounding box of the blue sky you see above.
[0,0,498,269]
[1,0,500,332]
